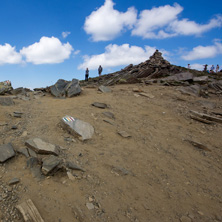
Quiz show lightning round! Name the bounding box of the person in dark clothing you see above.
[98,65,103,76]
[85,68,89,81]
[203,64,208,72]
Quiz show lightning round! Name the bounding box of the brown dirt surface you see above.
[0,84,222,222]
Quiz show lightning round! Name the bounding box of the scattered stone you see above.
[25,138,60,155]
[41,155,61,175]
[0,122,7,126]
[180,216,192,222]
[103,119,115,125]
[197,211,204,216]
[98,85,112,93]
[86,202,94,210]
[0,143,16,163]
[8,178,20,185]
[27,148,38,158]
[66,161,85,172]
[61,115,94,141]
[0,97,14,106]
[13,112,22,118]
[17,148,30,158]
[16,199,45,222]
[139,92,155,99]
[132,88,143,92]
[185,139,211,152]
[11,125,18,130]
[92,102,108,109]
[179,85,201,97]
[102,111,115,119]
[50,79,81,98]
[117,131,131,138]
[112,166,130,176]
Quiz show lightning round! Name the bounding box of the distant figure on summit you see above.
[98,65,103,77]
[210,65,215,73]
[188,64,191,69]
[203,64,208,72]
[85,68,89,81]
[216,64,219,73]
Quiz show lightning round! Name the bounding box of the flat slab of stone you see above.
[25,138,60,156]
[9,178,20,185]
[117,131,131,138]
[139,92,154,99]
[98,85,112,93]
[42,155,61,175]
[102,112,115,119]
[92,102,107,109]
[178,85,200,97]
[0,97,14,106]
[0,143,16,163]
[61,115,94,141]
[66,161,85,172]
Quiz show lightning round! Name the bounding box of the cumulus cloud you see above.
[84,0,137,41]
[182,40,222,60]
[132,3,182,39]
[190,64,205,71]
[132,4,222,39]
[78,44,167,70]
[0,44,23,65]
[20,36,73,64]
[62,31,71,38]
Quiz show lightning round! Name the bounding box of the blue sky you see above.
[0,0,222,89]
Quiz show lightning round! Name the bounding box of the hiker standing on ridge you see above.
[216,64,219,73]
[98,65,103,77]
[85,68,89,81]
[203,64,208,72]
[188,64,191,69]
[210,65,215,73]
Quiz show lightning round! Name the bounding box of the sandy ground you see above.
[0,83,222,222]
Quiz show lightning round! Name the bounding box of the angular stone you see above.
[25,138,60,155]
[42,155,61,175]
[117,131,131,138]
[61,115,94,141]
[17,148,30,158]
[66,161,85,172]
[180,216,192,222]
[102,111,115,119]
[50,79,81,98]
[179,85,200,97]
[164,72,193,82]
[27,148,38,158]
[98,85,112,93]
[92,102,107,109]
[139,92,154,99]
[0,143,16,163]
[8,178,20,185]
[86,203,94,210]
[66,79,81,97]
[193,76,208,82]
[0,97,14,106]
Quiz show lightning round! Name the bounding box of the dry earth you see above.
[0,83,222,222]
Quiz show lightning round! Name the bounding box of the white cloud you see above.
[78,44,167,70]
[132,3,182,39]
[62,31,71,38]
[182,40,222,60]
[84,0,137,41]
[0,43,23,65]
[131,3,222,39]
[169,15,222,36]
[20,36,73,64]
[190,63,205,71]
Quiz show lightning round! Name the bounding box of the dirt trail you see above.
[0,84,222,222]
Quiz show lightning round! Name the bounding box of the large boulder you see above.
[50,79,81,98]
[0,81,13,95]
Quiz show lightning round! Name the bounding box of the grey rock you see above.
[117,131,131,138]
[66,161,85,172]
[8,178,20,185]
[103,119,115,125]
[50,79,81,98]
[102,112,115,119]
[42,155,61,175]
[61,115,94,141]
[25,138,60,155]
[179,85,201,97]
[17,148,30,158]
[66,79,81,97]
[193,76,208,83]
[86,203,94,210]
[92,102,107,109]
[163,72,193,82]
[0,143,16,163]
[0,97,14,106]
[27,157,44,180]
[11,125,18,130]
[27,148,37,158]
[98,85,112,93]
